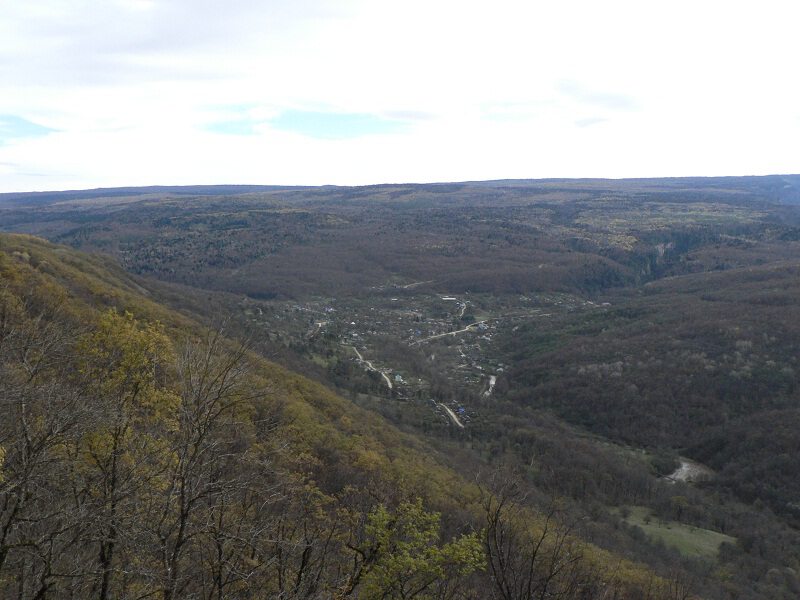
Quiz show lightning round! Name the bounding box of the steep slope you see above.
[0,234,675,599]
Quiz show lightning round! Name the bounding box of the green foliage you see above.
[357,498,484,599]
[77,309,178,416]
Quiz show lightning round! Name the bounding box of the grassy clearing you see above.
[617,506,736,559]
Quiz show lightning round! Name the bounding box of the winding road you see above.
[402,280,434,289]
[347,345,393,389]
[411,320,489,345]
[438,403,465,428]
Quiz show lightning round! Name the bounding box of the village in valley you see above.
[239,283,604,428]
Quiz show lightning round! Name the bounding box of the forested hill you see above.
[503,260,800,518]
[0,234,676,599]
[4,175,800,301]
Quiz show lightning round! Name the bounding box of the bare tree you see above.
[479,474,610,600]
[143,326,288,599]
[0,285,96,598]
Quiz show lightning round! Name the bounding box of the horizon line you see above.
[2,173,799,197]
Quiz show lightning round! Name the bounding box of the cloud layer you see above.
[1,0,798,191]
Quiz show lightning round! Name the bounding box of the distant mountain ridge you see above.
[2,174,800,207]
[0,184,314,206]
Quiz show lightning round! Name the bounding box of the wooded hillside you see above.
[0,234,678,599]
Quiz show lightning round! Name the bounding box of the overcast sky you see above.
[1,0,798,191]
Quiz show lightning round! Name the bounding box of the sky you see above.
[1,0,799,192]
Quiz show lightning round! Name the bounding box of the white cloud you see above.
[0,0,798,191]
